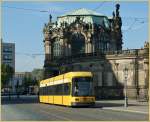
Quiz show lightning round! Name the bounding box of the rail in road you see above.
[1,95,148,121]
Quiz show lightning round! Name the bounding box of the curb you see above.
[102,107,148,114]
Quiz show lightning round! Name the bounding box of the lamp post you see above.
[115,63,119,85]
[123,67,128,107]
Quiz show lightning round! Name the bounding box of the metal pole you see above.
[9,78,11,100]
[9,86,11,100]
[124,76,128,107]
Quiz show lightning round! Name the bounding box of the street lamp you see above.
[123,66,128,107]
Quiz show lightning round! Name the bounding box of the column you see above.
[85,42,88,53]
[92,41,95,53]
[86,38,92,53]
[131,59,139,99]
[144,59,149,100]
[44,40,52,61]
[68,44,71,56]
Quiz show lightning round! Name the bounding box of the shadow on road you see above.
[93,102,132,108]
[1,96,146,109]
[72,101,147,109]
[1,95,39,105]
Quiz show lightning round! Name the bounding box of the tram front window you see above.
[72,77,93,96]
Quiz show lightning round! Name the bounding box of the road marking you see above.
[16,103,71,120]
[102,108,148,114]
[38,104,99,120]
[38,108,71,121]
[39,104,77,117]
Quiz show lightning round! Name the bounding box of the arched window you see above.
[70,32,85,55]
[53,38,62,58]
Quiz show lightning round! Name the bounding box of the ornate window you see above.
[70,32,85,55]
[53,38,62,58]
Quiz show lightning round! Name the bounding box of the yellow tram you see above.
[39,72,95,106]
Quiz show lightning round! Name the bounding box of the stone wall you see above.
[58,48,149,100]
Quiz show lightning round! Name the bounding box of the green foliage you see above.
[23,75,32,88]
[31,68,44,81]
[1,64,14,88]
[22,75,38,89]
[60,66,66,73]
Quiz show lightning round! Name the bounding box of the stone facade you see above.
[42,4,149,100]
[50,45,148,100]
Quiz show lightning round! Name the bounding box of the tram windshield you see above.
[72,77,93,96]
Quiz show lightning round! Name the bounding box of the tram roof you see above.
[40,71,92,84]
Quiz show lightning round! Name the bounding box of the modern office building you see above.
[14,72,32,85]
[1,40,15,70]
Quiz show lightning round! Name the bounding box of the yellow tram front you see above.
[39,72,95,107]
[71,75,95,106]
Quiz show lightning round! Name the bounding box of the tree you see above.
[15,80,20,98]
[1,64,14,88]
[31,69,44,81]
[32,78,39,86]
[22,75,32,92]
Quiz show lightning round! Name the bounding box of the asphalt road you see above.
[1,95,148,121]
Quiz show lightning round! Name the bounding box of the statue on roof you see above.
[112,11,115,18]
[49,14,52,22]
[116,4,120,17]
[111,3,123,50]
[115,3,122,28]
[55,21,58,27]
[144,41,149,49]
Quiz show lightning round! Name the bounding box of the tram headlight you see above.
[75,98,79,101]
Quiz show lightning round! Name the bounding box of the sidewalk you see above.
[96,100,149,114]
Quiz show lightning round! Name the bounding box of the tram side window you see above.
[42,87,44,95]
[41,87,43,95]
[43,86,48,95]
[40,83,71,95]
[52,86,55,95]
[64,83,70,95]
[43,87,45,95]
[55,85,59,95]
[47,86,49,95]
[48,86,53,95]
[59,84,63,95]
[55,84,63,95]
[41,87,44,95]
[44,87,46,95]
[46,87,48,95]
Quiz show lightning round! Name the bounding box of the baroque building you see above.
[43,4,149,100]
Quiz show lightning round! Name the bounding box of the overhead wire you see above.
[2,5,147,21]
[93,1,105,11]
[122,18,148,33]
[16,52,44,71]
[125,18,138,32]
[16,52,45,57]
[2,5,49,13]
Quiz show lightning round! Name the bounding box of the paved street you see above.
[1,95,149,121]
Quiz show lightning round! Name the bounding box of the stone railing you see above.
[50,48,149,64]
[105,49,148,56]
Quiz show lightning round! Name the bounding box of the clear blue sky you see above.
[2,1,148,72]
